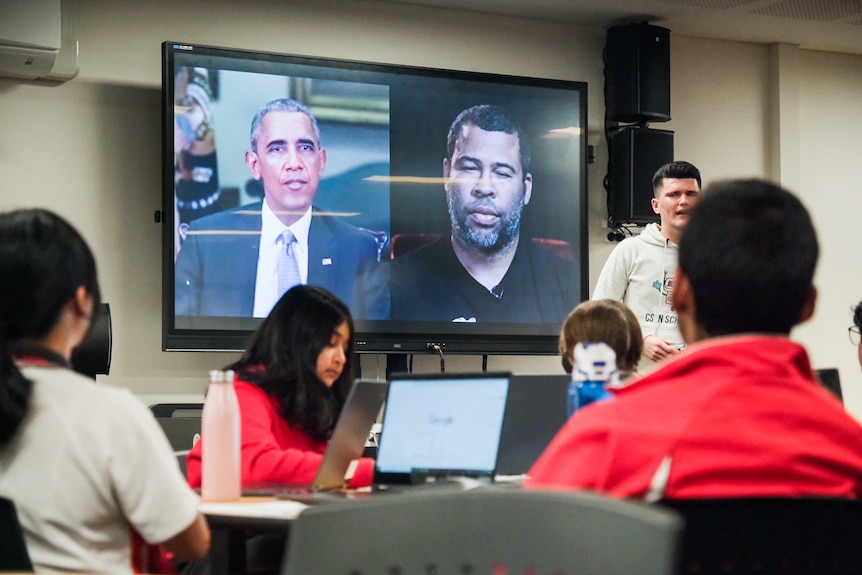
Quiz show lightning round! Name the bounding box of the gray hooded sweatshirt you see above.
[592,223,683,370]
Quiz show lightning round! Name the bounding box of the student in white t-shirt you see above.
[0,208,210,574]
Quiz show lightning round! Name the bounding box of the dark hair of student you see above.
[0,208,101,448]
[227,284,355,442]
[447,104,532,175]
[652,160,702,196]
[678,179,818,336]
[854,302,862,331]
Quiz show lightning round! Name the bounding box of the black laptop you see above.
[495,373,570,476]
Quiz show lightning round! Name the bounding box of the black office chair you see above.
[71,302,112,379]
[660,497,862,574]
[816,367,843,401]
[0,496,33,572]
[282,488,683,575]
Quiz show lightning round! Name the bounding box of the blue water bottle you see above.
[567,342,618,418]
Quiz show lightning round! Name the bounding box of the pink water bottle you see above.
[201,369,241,501]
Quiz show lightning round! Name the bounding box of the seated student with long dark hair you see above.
[0,208,209,574]
[186,284,374,488]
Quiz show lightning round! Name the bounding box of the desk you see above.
[200,497,308,575]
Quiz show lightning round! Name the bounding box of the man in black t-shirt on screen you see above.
[389,104,579,324]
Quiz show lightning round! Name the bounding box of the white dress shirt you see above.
[253,202,312,317]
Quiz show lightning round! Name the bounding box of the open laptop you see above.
[274,379,388,499]
[495,373,570,476]
[372,371,511,490]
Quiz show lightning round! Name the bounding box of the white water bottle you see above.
[201,369,241,501]
[567,342,618,418]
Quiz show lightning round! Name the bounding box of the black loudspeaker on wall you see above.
[605,23,671,123]
[608,127,674,225]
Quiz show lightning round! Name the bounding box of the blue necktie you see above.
[277,229,301,298]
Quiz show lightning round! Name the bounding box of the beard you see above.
[446,186,525,253]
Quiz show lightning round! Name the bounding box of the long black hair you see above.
[226,284,355,441]
[0,209,101,447]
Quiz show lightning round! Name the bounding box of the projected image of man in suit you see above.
[175,98,381,319]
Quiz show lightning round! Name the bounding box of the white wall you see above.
[1,0,860,416]
[794,49,862,415]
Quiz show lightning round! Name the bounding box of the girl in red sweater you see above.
[187,285,373,489]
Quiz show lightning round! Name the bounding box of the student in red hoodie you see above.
[187,284,373,489]
[527,179,862,501]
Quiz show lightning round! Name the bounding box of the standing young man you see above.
[593,161,701,368]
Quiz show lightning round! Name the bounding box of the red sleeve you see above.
[346,457,375,489]
[524,411,613,492]
[235,381,327,487]
[186,441,202,488]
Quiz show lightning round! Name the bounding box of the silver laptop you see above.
[372,372,511,489]
[276,379,388,498]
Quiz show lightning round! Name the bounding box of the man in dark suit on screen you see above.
[175,98,381,318]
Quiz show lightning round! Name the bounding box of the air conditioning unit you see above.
[0,0,79,81]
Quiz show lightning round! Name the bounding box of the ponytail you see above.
[0,333,33,448]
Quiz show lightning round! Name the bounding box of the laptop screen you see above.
[374,372,510,484]
[495,374,570,475]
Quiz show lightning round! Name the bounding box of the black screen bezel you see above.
[162,41,588,354]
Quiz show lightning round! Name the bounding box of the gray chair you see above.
[0,496,33,572]
[150,403,203,476]
[281,487,683,575]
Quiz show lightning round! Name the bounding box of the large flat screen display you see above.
[162,41,587,354]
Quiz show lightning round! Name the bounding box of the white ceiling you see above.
[384,0,862,55]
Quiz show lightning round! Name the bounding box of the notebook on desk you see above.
[372,371,511,490]
[274,379,387,499]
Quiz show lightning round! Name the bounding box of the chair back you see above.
[282,488,682,575]
[815,367,843,401]
[150,403,203,450]
[660,497,862,574]
[150,403,203,476]
[389,232,442,259]
[0,496,33,571]
[71,302,112,379]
